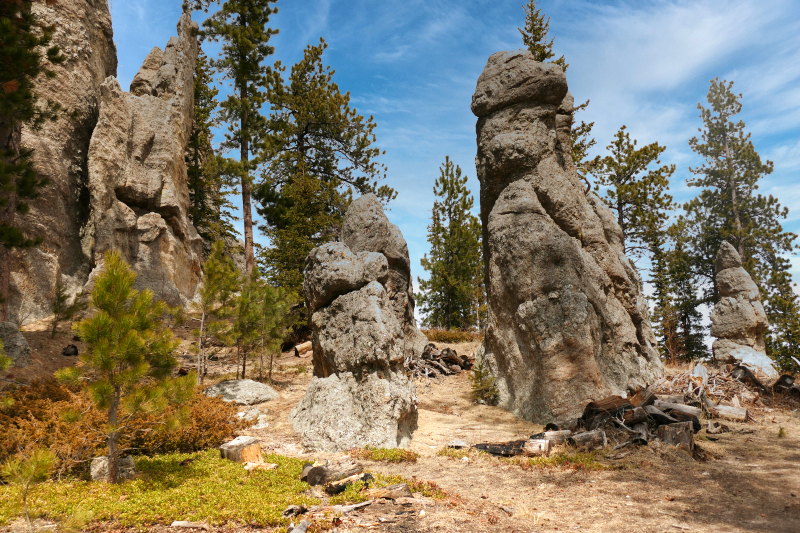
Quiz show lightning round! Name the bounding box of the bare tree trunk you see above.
[240,83,255,276]
[197,311,206,385]
[107,390,120,483]
[241,347,247,380]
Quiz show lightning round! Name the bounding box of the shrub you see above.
[422,329,483,344]
[470,358,499,405]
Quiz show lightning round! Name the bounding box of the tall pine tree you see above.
[184,0,279,275]
[254,39,394,297]
[685,78,799,367]
[417,157,482,331]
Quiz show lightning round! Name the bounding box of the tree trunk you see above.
[197,311,205,385]
[240,83,255,275]
[0,245,9,322]
[241,347,247,379]
[724,134,744,257]
[107,390,121,483]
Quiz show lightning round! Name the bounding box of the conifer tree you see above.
[184,0,279,275]
[417,157,482,330]
[254,39,394,297]
[571,100,596,178]
[58,251,192,483]
[193,241,239,384]
[685,79,799,365]
[0,0,64,320]
[518,0,567,71]
[592,126,675,262]
[255,280,292,381]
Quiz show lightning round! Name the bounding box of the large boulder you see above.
[471,50,663,424]
[204,379,279,405]
[290,197,422,451]
[85,13,202,307]
[341,194,428,358]
[0,322,31,368]
[711,242,776,378]
[9,0,117,324]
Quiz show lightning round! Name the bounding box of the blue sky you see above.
[111,0,800,296]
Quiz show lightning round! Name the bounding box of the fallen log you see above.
[325,472,372,495]
[643,405,679,426]
[543,430,571,445]
[730,365,770,395]
[656,422,694,453]
[365,483,413,500]
[658,394,685,404]
[294,341,312,357]
[632,423,649,445]
[569,429,607,449]
[474,440,528,457]
[306,459,364,486]
[522,439,551,457]
[665,410,701,433]
[654,400,701,418]
[622,407,648,425]
[701,394,748,422]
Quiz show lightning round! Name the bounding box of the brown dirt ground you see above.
[4,326,800,533]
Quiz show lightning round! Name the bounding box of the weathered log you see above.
[701,394,748,422]
[365,483,413,500]
[460,355,473,370]
[422,343,440,360]
[658,394,685,404]
[622,407,648,425]
[643,405,679,426]
[474,440,528,457]
[569,430,607,448]
[306,459,364,486]
[731,365,770,395]
[288,520,310,533]
[543,430,572,445]
[522,439,551,457]
[665,410,701,433]
[584,395,631,416]
[773,374,796,394]
[220,436,261,463]
[632,423,649,445]
[656,422,694,452]
[557,418,584,433]
[706,420,729,434]
[440,348,462,366]
[654,400,702,418]
[294,341,312,357]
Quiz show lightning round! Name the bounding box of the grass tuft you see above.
[422,329,483,344]
[778,426,787,438]
[347,447,419,463]
[507,450,609,471]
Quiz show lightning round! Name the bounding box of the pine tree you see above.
[255,281,293,381]
[685,78,799,365]
[1,447,54,529]
[570,100,596,178]
[417,157,482,330]
[193,241,239,384]
[186,51,237,248]
[184,0,279,275]
[57,251,192,483]
[518,0,567,71]
[254,39,394,298]
[592,125,675,262]
[0,0,64,320]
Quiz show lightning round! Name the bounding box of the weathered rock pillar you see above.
[471,50,662,423]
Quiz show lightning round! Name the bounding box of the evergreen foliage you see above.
[470,357,498,405]
[570,100,596,178]
[184,0,279,275]
[0,338,10,372]
[518,0,567,71]
[593,126,675,262]
[186,51,238,247]
[193,241,239,384]
[685,79,800,367]
[417,157,482,330]
[1,447,54,528]
[57,251,192,483]
[254,39,394,297]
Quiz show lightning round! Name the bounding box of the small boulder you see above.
[0,321,31,368]
[204,379,279,405]
[90,456,137,482]
[62,344,78,357]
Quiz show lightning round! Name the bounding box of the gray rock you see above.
[471,50,662,423]
[341,194,428,358]
[129,47,163,96]
[0,322,31,368]
[289,371,418,452]
[304,243,388,313]
[710,243,776,378]
[204,379,279,405]
[9,0,117,325]
[90,456,136,482]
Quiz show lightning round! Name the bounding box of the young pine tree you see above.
[255,282,293,381]
[184,0,279,275]
[255,39,394,299]
[592,125,675,263]
[57,251,192,483]
[519,0,567,71]
[685,79,800,364]
[1,447,55,528]
[418,157,482,331]
[193,241,239,384]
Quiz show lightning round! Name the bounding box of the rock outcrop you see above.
[0,322,31,368]
[471,50,663,423]
[9,6,203,323]
[10,0,117,324]
[290,196,421,452]
[710,242,777,378]
[86,13,202,306]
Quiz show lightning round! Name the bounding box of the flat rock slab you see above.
[204,379,279,405]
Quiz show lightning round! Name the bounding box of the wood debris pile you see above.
[406,343,472,379]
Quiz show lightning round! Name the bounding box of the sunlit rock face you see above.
[472,50,663,424]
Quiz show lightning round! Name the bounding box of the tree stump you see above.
[656,422,694,453]
[522,439,551,457]
[220,436,262,463]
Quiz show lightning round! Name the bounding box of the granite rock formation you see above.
[290,196,421,452]
[0,322,31,368]
[86,13,202,306]
[10,0,117,324]
[471,50,663,423]
[710,242,776,378]
[9,6,203,323]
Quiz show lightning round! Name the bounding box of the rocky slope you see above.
[11,3,202,322]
